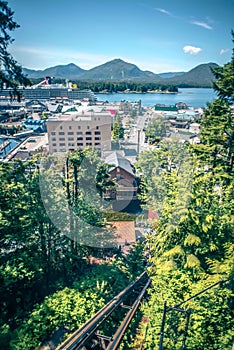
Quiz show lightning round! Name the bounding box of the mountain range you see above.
[23,59,218,87]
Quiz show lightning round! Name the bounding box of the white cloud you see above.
[191,21,213,30]
[155,7,172,16]
[220,48,229,55]
[183,45,202,56]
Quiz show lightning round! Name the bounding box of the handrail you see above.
[57,271,148,350]
[106,277,151,350]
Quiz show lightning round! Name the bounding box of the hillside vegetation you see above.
[135,38,234,350]
[23,60,218,87]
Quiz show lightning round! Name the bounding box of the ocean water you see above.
[96,88,217,109]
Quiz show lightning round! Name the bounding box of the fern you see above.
[184,254,200,268]
[164,245,185,257]
[184,234,201,246]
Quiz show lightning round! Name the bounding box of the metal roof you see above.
[105,151,134,176]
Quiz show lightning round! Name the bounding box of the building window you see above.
[87,126,90,129]
[69,126,72,130]
[86,137,92,141]
[96,126,99,129]
[59,132,65,135]
[95,137,101,140]
[51,137,56,141]
[59,143,65,146]
[60,125,63,130]
[68,143,74,147]
[95,131,101,135]
[86,131,92,135]
[77,131,82,135]
[68,137,74,141]
[59,137,65,141]
[86,142,92,146]
[52,149,57,152]
[68,131,74,135]
[60,148,66,152]
[52,143,57,146]
[77,143,83,146]
[78,126,81,130]
[95,142,101,146]
[77,137,83,141]
[51,132,56,135]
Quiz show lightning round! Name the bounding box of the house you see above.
[104,151,138,201]
[25,100,47,113]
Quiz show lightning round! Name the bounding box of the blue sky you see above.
[7,0,234,73]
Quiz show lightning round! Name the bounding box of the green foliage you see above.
[0,1,30,97]
[11,288,106,350]
[212,31,234,104]
[68,80,178,93]
[141,269,233,350]
[135,37,234,349]
[145,118,169,144]
[123,241,145,279]
[112,113,125,141]
[10,264,130,350]
[0,150,147,349]
[104,211,136,222]
[0,152,114,346]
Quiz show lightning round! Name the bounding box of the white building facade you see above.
[47,111,112,154]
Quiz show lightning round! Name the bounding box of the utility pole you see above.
[137,129,141,156]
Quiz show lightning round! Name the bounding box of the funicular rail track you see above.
[57,271,151,350]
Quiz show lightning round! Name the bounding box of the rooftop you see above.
[109,221,136,245]
[104,151,135,176]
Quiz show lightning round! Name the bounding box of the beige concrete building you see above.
[47,111,112,154]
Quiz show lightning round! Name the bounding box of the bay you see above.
[96,88,217,109]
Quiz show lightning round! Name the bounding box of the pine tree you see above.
[0,1,30,98]
[112,113,124,141]
[135,33,234,350]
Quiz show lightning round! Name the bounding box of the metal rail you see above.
[106,277,151,350]
[57,271,150,350]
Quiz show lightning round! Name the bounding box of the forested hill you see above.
[23,60,218,87]
[163,62,218,87]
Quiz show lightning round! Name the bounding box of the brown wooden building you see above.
[104,151,138,201]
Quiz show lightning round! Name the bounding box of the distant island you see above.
[96,88,180,94]
[73,82,179,94]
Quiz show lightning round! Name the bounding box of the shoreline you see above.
[95,88,215,108]
[96,90,181,95]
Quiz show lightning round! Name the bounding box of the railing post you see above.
[158,301,167,350]
[182,310,191,349]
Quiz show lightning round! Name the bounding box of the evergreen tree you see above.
[112,113,124,141]
[135,34,234,350]
[145,118,169,144]
[0,1,30,98]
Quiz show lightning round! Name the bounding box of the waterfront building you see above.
[155,104,178,111]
